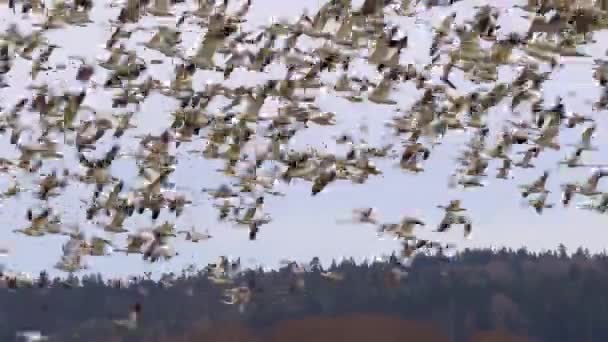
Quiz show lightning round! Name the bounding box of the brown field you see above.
[167,313,536,342]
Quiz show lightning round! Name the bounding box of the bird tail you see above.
[575,202,595,210]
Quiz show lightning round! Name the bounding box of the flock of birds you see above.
[0,0,606,305]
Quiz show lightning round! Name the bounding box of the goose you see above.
[333,13,354,46]
[368,73,397,105]
[222,286,252,312]
[116,0,143,23]
[37,170,67,200]
[448,174,485,189]
[190,14,232,69]
[568,124,597,151]
[24,208,51,230]
[103,209,129,233]
[579,168,608,195]
[496,158,513,179]
[378,216,425,239]
[436,212,473,239]
[113,303,141,331]
[371,29,408,66]
[165,194,192,217]
[73,59,95,82]
[141,26,181,57]
[147,0,173,16]
[243,215,271,240]
[334,71,355,92]
[527,12,571,40]
[527,190,554,214]
[143,229,178,262]
[97,46,125,70]
[399,146,427,173]
[534,125,561,150]
[437,200,466,212]
[360,0,383,16]
[189,0,214,18]
[321,271,345,281]
[17,31,45,61]
[98,180,124,215]
[561,183,578,206]
[471,5,500,39]
[557,148,605,168]
[23,0,45,14]
[236,196,264,223]
[224,43,255,70]
[208,256,241,282]
[230,0,252,22]
[311,165,337,195]
[402,141,430,161]
[298,5,332,39]
[83,237,114,256]
[207,255,231,276]
[338,207,379,225]
[18,138,63,161]
[114,231,154,255]
[15,331,49,342]
[13,227,45,237]
[110,53,147,81]
[561,168,608,205]
[202,183,239,199]
[520,171,550,198]
[178,227,212,242]
[1,175,22,198]
[55,251,86,273]
[514,146,541,169]
[564,112,594,129]
[576,193,608,213]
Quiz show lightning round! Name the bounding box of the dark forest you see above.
[2,246,607,342]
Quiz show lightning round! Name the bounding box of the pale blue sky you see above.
[0,0,607,278]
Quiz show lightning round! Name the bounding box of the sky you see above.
[0,0,607,278]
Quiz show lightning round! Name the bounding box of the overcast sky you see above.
[0,0,607,278]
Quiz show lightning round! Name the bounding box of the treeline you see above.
[2,246,608,341]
